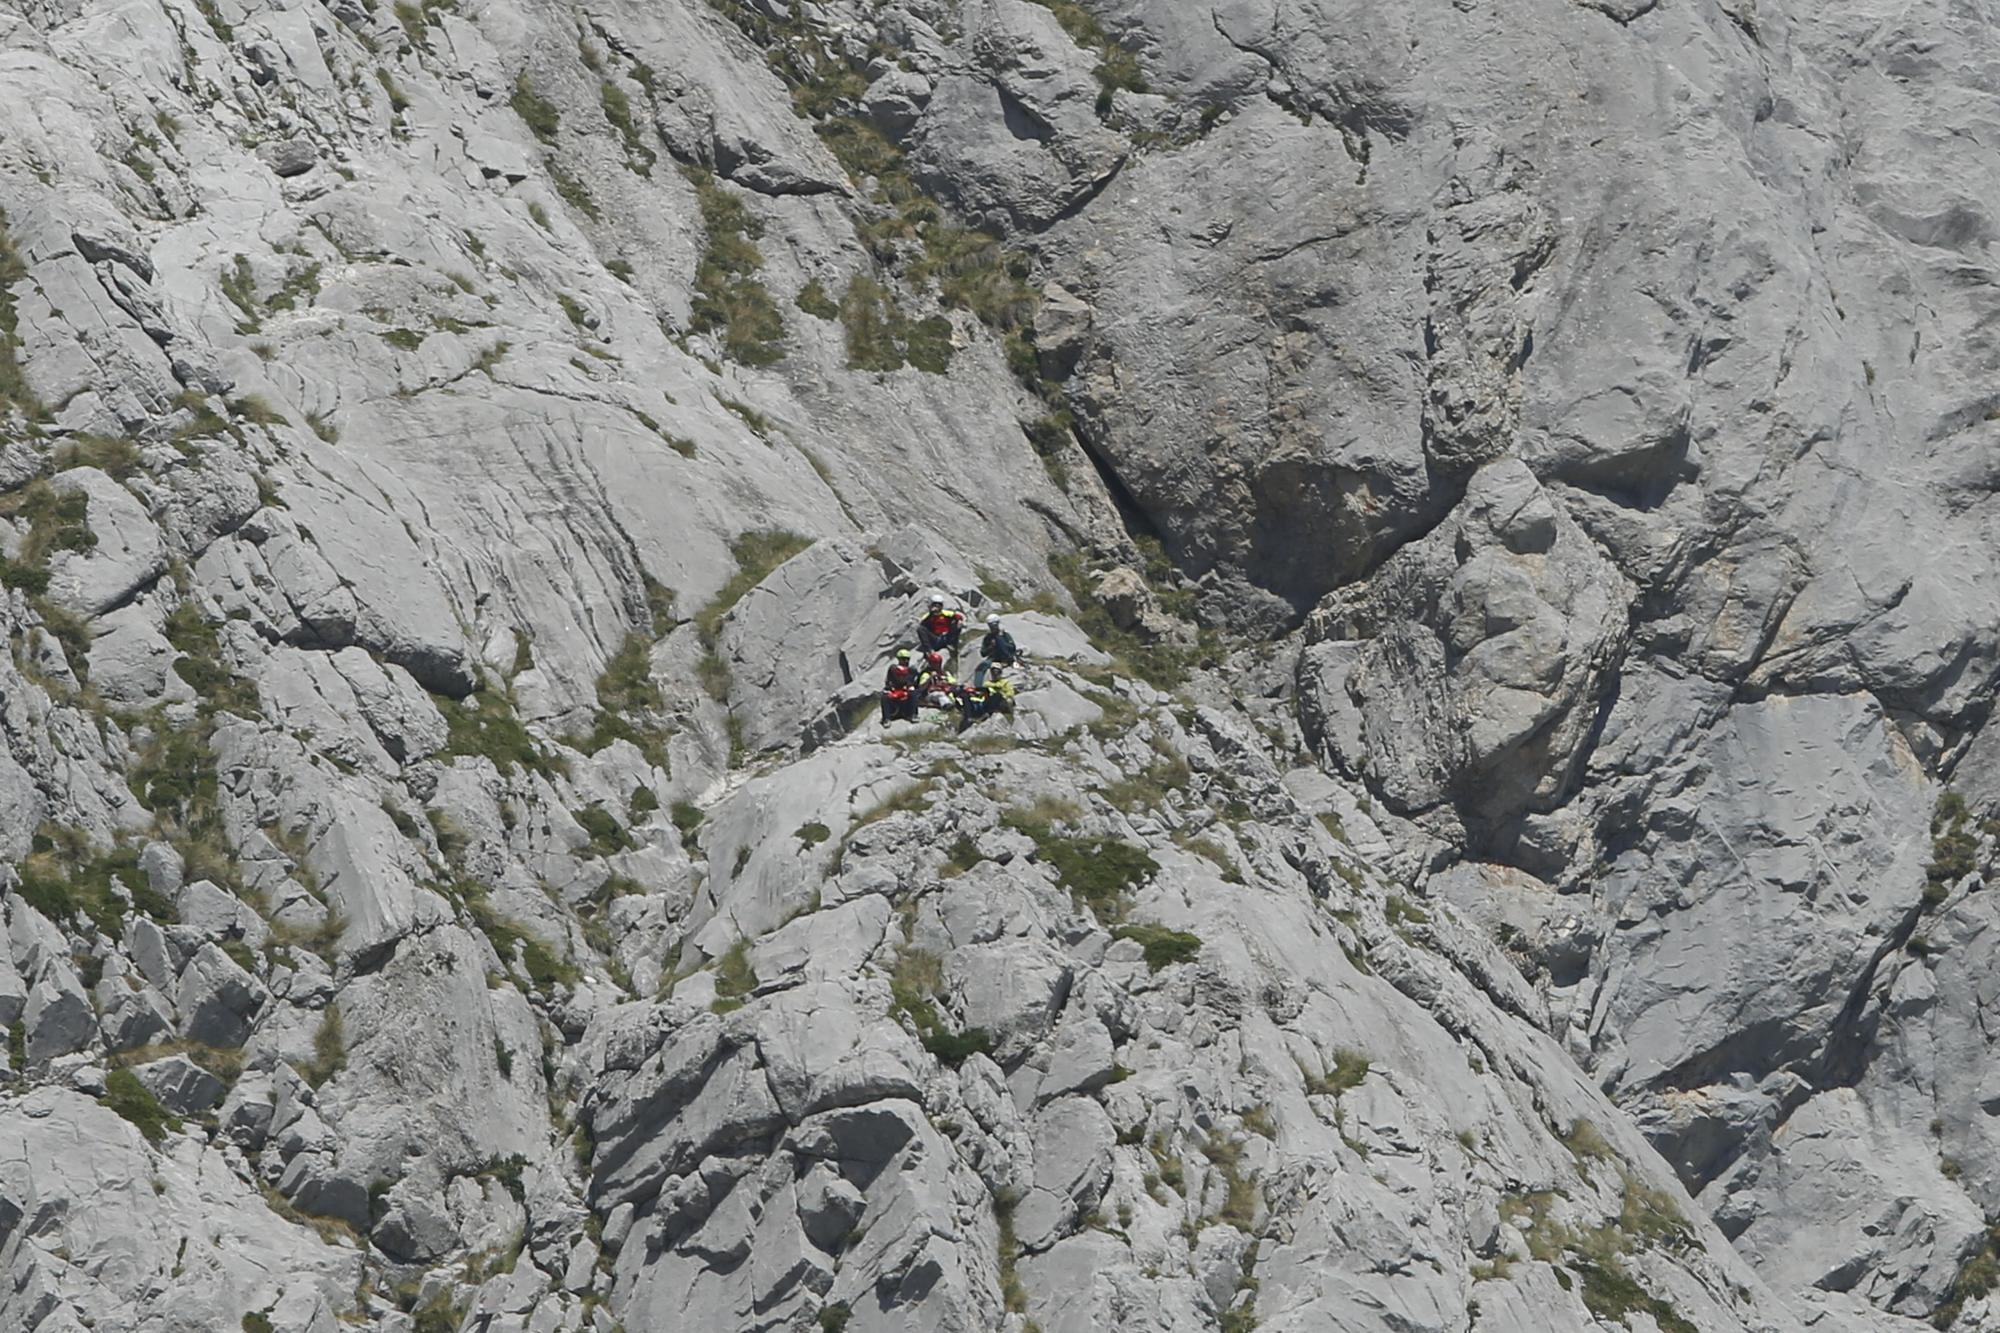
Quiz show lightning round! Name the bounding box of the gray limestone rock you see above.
[797,1163,865,1251]
[2,0,1997,1327]
[0,1089,359,1330]
[864,69,932,139]
[23,965,94,1063]
[131,1053,226,1114]
[97,980,174,1053]
[176,943,268,1049]
[257,136,318,178]
[1301,459,1632,841]
[41,468,167,618]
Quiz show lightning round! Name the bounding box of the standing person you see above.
[881,648,919,723]
[973,613,1018,688]
[916,597,965,662]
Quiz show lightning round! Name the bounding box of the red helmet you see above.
[924,651,944,670]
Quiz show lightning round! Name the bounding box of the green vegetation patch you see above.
[453,879,577,994]
[300,1006,346,1088]
[54,433,142,480]
[941,833,982,877]
[695,529,814,645]
[1024,0,1149,113]
[575,805,633,857]
[795,278,839,320]
[15,831,171,937]
[1178,833,1244,884]
[1305,1048,1370,1097]
[1495,1164,1697,1333]
[890,948,990,1066]
[1102,747,1193,812]
[701,12,1034,379]
[511,73,561,143]
[711,938,758,1012]
[549,161,600,221]
[439,690,561,779]
[5,479,94,567]
[478,1152,528,1203]
[1112,922,1202,971]
[376,68,411,113]
[595,631,660,713]
[1046,550,1216,690]
[409,1291,466,1333]
[601,80,656,174]
[1936,1220,2000,1330]
[1003,805,1157,922]
[684,166,786,366]
[1384,894,1431,929]
[0,208,45,417]
[1927,789,1977,907]
[102,1066,180,1143]
[837,275,954,374]
[587,632,670,768]
[1201,1131,1259,1231]
[165,601,261,718]
[1572,1260,1697,1333]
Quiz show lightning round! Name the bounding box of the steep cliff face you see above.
[0,0,1995,1330]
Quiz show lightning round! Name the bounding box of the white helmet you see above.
[986,614,1001,626]
[929,596,944,608]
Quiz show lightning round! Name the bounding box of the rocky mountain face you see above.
[0,0,1995,1329]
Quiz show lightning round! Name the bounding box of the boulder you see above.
[1301,460,1632,838]
[131,1054,226,1115]
[175,943,267,1049]
[24,965,95,1062]
[257,136,318,177]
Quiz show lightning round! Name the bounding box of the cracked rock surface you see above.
[0,0,1997,1330]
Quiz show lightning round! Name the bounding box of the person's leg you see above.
[973,659,990,688]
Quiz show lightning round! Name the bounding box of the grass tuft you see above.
[795,278,839,320]
[1927,789,1977,908]
[103,1067,179,1143]
[0,213,45,414]
[837,275,953,375]
[695,530,814,645]
[711,938,758,1012]
[511,74,560,143]
[1112,922,1202,971]
[438,691,560,778]
[1305,1048,1370,1097]
[683,166,786,366]
[300,1006,346,1088]
[1003,806,1157,923]
[600,80,656,174]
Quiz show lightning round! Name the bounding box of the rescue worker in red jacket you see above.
[916,597,966,659]
[881,648,920,723]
